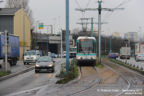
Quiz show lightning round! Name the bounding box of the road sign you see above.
[39,23,44,29]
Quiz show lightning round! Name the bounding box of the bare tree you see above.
[5,0,34,26]
[5,0,28,8]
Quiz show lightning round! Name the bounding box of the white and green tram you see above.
[76,36,97,65]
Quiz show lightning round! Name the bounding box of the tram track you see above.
[69,60,143,96]
[103,63,131,96]
[102,59,144,96]
[66,63,126,96]
[67,65,102,96]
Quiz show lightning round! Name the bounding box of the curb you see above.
[0,66,34,81]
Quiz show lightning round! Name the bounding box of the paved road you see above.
[0,58,65,96]
[117,57,144,70]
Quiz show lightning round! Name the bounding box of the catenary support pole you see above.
[98,0,102,63]
[91,17,94,37]
[66,0,69,72]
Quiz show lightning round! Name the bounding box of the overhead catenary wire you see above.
[85,0,93,8]
[102,0,133,22]
[75,0,81,8]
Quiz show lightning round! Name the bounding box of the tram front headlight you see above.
[91,56,96,59]
[77,56,81,60]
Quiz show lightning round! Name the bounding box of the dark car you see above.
[108,53,117,59]
[35,56,55,73]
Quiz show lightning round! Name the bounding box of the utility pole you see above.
[110,36,112,53]
[98,0,102,63]
[61,30,63,58]
[91,17,94,37]
[66,0,70,72]
[105,38,106,53]
[76,0,124,63]
[22,4,25,57]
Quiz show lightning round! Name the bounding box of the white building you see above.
[124,32,138,42]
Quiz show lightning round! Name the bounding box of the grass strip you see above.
[96,62,104,68]
[0,71,11,77]
[56,59,78,84]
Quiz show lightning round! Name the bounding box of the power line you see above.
[102,0,132,22]
[75,0,81,8]
[85,0,93,8]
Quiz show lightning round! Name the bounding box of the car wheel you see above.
[24,62,27,65]
[52,68,55,72]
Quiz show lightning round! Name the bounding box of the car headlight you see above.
[35,64,40,67]
[24,57,27,60]
[33,56,37,60]
[48,64,53,67]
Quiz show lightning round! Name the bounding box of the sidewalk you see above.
[0,61,34,81]
[0,61,33,73]
[10,61,33,73]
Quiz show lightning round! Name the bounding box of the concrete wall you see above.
[13,8,31,60]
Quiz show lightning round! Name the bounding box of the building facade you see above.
[0,8,31,60]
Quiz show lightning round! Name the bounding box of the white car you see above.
[135,53,144,62]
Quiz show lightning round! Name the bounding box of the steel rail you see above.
[67,66,102,96]
[102,63,131,96]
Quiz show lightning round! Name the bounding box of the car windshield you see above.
[24,51,36,56]
[138,54,144,56]
[37,57,52,62]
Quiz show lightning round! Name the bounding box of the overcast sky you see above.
[1,0,144,37]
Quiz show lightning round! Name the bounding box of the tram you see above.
[76,36,97,65]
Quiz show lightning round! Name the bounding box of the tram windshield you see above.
[78,39,95,53]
